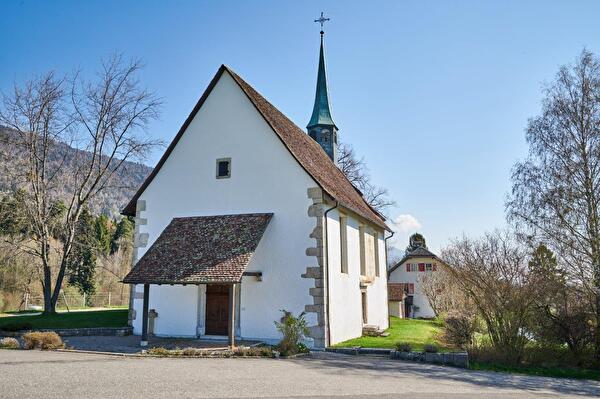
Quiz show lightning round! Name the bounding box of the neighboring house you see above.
[121,31,391,349]
[388,246,440,319]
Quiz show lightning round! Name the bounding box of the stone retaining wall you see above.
[326,347,469,368]
[0,326,132,338]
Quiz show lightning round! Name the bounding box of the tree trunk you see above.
[42,265,54,314]
[595,286,600,367]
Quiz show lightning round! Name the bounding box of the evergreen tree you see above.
[406,233,427,253]
[66,209,98,298]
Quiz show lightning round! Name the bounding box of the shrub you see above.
[0,337,20,349]
[148,346,275,358]
[395,342,412,352]
[147,347,182,356]
[22,332,64,350]
[443,312,476,349]
[0,322,33,332]
[274,309,309,356]
[234,346,275,357]
[182,347,201,357]
[423,344,439,353]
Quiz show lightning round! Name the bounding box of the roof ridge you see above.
[123,65,389,231]
[224,67,388,229]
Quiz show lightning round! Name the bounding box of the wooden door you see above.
[205,285,229,335]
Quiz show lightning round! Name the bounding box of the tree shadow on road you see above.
[290,353,600,397]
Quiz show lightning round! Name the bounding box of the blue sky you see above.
[2,0,599,253]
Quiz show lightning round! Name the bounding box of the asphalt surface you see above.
[1,350,599,398]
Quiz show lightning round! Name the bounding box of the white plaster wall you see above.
[326,208,389,345]
[367,232,390,327]
[388,257,438,318]
[132,71,317,342]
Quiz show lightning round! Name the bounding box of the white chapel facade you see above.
[122,30,391,348]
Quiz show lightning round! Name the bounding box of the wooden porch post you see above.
[141,283,150,347]
[228,283,236,348]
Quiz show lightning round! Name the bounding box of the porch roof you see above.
[123,213,273,285]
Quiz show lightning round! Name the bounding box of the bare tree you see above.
[418,264,469,317]
[507,50,600,363]
[442,231,541,363]
[337,142,395,214]
[0,55,161,314]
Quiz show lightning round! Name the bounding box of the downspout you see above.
[384,230,395,327]
[323,201,339,348]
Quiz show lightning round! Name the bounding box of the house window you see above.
[418,263,425,272]
[426,263,433,271]
[339,214,348,274]
[406,263,417,272]
[216,158,231,179]
[408,283,415,294]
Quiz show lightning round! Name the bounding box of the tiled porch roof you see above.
[123,213,272,285]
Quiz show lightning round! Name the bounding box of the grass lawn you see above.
[471,361,600,381]
[0,308,128,330]
[333,317,447,351]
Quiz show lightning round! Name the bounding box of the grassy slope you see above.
[333,317,445,351]
[471,362,600,381]
[0,309,128,329]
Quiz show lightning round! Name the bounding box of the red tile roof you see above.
[122,213,272,284]
[122,65,388,231]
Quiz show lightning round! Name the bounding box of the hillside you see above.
[0,127,152,218]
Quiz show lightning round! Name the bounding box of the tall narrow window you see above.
[359,225,366,276]
[362,227,376,277]
[339,214,348,274]
[374,231,380,277]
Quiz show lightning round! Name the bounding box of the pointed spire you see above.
[307,32,337,129]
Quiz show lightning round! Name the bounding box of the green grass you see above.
[0,309,128,330]
[333,317,447,351]
[471,361,600,381]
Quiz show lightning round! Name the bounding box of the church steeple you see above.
[308,13,338,163]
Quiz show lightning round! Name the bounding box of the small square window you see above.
[216,158,231,179]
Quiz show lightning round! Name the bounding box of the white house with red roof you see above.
[122,29,391,349]
[388,244,441,319]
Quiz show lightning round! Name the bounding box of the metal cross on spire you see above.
[314,12,330,35]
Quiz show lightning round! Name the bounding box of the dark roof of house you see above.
[121,65,388,231]
[388,283,406,301]
[387,247,440,275]
[122,213,272,284]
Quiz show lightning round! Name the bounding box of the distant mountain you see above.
[0,127,152,218]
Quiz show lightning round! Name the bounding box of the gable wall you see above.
[388,256,438,318]
[131,72,318,340]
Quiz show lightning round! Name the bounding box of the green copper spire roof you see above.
[307,33,337,129]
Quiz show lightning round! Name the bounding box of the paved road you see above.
[1,350,598,398]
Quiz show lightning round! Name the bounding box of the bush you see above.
[0,337,20,349]
[443,312,476,349]
[0,322,32,332]
[234,346,275,357]
[147,347,178,356]
[424,344,439,353]
[22,331,64,350]
[148,346,275,358]
[274,309,309,356]
[395,342,412,352]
